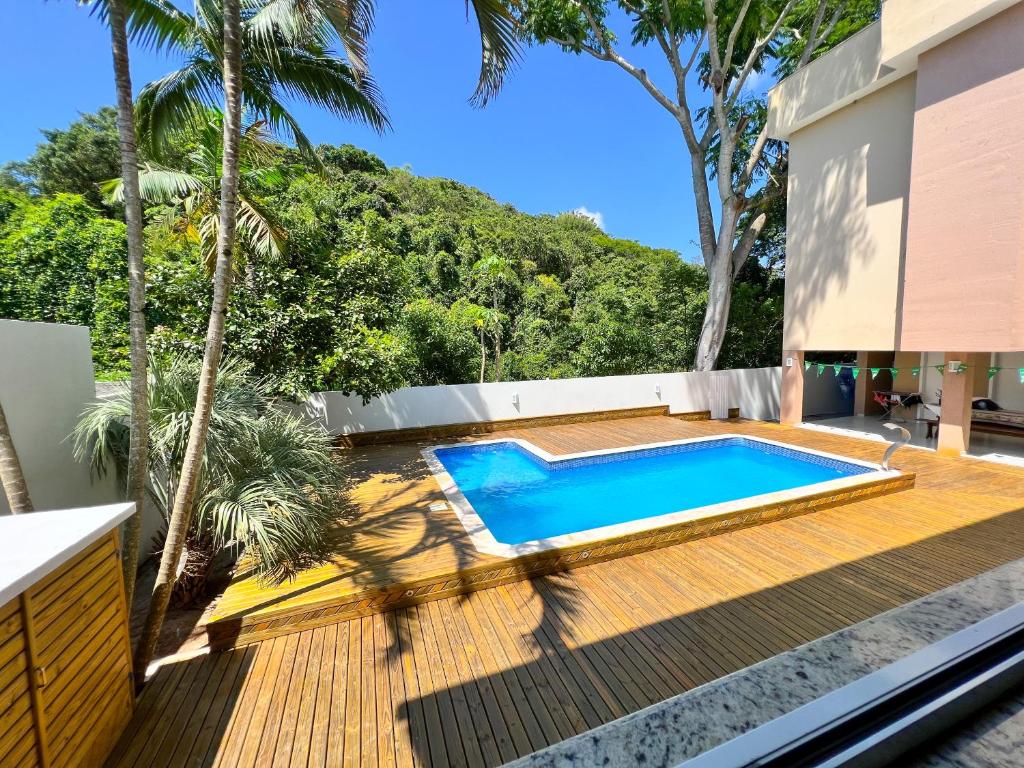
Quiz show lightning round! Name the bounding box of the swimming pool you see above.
[423,435,899,557]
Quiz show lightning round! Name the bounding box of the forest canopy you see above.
[0,110,783,400]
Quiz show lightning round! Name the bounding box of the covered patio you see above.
[803,414,1024,465]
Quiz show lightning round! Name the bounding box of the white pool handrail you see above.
[881,422,911,470]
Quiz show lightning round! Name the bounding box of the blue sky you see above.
[0,2,740,258]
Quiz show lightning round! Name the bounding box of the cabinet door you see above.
[0,597,40,768]
[27,532,134,768]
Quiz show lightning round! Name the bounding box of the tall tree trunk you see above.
[492,294,502,383]
[693,256,734,372]
[494,332,502,383]
[693,204,740,371]
[106,0,149,616]
[133,0,243,681]
[479,326,487,384]
[0,400,33,514]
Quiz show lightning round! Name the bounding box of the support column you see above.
[854,351,869,416]
[937,352,977,456]
[781,350,804,425]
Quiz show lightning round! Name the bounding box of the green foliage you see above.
[774,1,882,78]
[1,117,785,391]
[105,111,288,269]
[1,108,122,210]
[0,192,130,372]
[400,299,480,385]
[73,355,345,584]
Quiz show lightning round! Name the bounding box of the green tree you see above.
[0,193,130,371]
[401,299,480,385]
[130,0,390,678]
[1,108,121,209]
[470,253,517,381]
[96,0,154,616]
[106,112,287,271]
[506,0,879,370]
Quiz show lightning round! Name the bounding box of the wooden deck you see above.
[109,416,1024,767]
[207,416,910,648]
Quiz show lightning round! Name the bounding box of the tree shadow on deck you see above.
[396,507,1024,768]
[110,507,1024,767]
[211,436,588,661]
[106,645,257,767]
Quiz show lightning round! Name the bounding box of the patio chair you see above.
[872,391,893,419]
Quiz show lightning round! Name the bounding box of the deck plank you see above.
[109,416,1024,767]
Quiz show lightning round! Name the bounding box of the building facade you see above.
[768,0,1024,453]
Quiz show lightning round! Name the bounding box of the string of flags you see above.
[803,361,1024,384]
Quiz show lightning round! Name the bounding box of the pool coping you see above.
[421,434,902,559]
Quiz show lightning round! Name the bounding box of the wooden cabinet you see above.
[0,529,134,767]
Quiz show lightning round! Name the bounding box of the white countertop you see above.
[0,502,135,607]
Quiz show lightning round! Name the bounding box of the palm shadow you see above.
[397,506,1024,767]
[207,432,590,660]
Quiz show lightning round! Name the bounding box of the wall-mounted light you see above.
[512,392,519,407]
[654,383,661,398]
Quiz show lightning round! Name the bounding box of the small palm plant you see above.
[104,112,286,271]
[74,354,344,605]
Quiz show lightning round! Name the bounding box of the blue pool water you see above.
[433,438,871,544]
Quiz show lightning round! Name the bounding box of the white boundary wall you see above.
[297,367,781,436]
[0,320,117,516]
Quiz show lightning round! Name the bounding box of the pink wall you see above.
[899,3,1024,351]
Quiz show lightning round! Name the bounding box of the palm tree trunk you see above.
[492,294,502,383]
[106,0,149,617]
[133,0,244,681]
[0,400,33,514]
[479,326,487,384]
[494,330,502,383]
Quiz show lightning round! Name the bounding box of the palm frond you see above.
[135,60,222,155]
[126,0,195,53]
[77,354,343,585]
[236,194,287,258]
[238,84,317,155]
[105,165,207,204]
[87,0,194,54]
[247,46,389,132]
[467,0,521,106]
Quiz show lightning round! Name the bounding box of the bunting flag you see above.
[798,361,1024,385]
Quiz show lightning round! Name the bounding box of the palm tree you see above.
[74,355,345,602]
[131,0,390,157]
[0,399,33,514]
[130,0,521,678]
[83,0,154,613]
[104,112,287,273]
